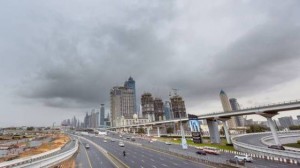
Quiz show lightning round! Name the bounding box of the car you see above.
[111,139,115,142]
[202,147,220,155]
[165,142,171,145]
[268,145,285,150]
[196,150,206,155]
[234,155,253,162]
[119,135,122,138]
[118,141,125,147]
[131,137,136,141]
[104,140,107,143]
[148,140,153,143]
[85,144,90,149]
[126,137,130,139]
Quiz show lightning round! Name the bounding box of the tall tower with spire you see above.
[219,90,237,128]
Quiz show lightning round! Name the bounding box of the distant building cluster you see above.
[61,104,110,129]
[60,77,300,132]
[109,77,187,127]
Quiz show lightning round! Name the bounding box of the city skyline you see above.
[1,1,300,126]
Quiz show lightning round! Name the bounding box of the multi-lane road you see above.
[74,138,115,168]
[72,132,299,168]
[81,134,212,168]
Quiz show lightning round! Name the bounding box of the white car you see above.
[165,142,171,145]
[104,140,107,143]
[234,155,253,162]
[118,141,125,147]
[85,144,90,149]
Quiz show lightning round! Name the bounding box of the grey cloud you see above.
[16,0,300,110]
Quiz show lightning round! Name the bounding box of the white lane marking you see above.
[173,163,178,166]
[162,164,168,167]
[150,158,155,161]
[152,166,157,168]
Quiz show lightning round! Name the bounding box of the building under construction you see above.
[154,98,164,121]
[141,93,155,122]
[170,95,186,119]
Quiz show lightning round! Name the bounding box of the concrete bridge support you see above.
[218,118,232,144]
[146,127,151,136]
[266,117,281,145]
[260,112,281,145]
[157,127,161,137]
[207,119,220,143]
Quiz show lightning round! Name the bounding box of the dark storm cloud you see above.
[19,1,176,108]
[18,0,300,109]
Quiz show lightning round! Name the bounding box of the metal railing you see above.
[232,132,300,160]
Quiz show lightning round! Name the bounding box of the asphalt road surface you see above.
[106,133,299,168]
[81,134,214,168]
[75,138,114,168]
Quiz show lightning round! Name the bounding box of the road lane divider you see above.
[73,135,129,168]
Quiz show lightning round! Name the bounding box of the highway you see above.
[81,134,214,168]
[106,133,299,168]
[75,138,114,168]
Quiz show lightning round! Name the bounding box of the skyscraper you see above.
[229,98,244,127]
[124,77,137,114]
[278,116,294,128]
[164,101,172,120]
[110,86,135,127]
[100,104,105,126]
[170,95,186,119]
[219,90,237,128]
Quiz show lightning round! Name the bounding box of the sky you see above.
[1,0,300,127]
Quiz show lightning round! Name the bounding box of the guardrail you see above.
[261,133,300,152]
[0,140,78,168]
[232,131,300,164]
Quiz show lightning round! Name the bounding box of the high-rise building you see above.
[100,104,105,126]
[154,98,164,121]
[141,93,155,122]
[164,101,172,120]
[229,98,244,127]
[278,116,294,128]
[124,77,137,114]
[170,95,186,119]
[110,86,135,127]
[219,90,237,128]
[84,112,89,128]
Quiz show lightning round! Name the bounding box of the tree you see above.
[166,127,173,135]
[137,128,145,134]
[26,127,34,131]
[219,126,225,135]
[289,125,300,130]
[246,124,269,133]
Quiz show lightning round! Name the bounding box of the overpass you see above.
[109,99,300,145]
